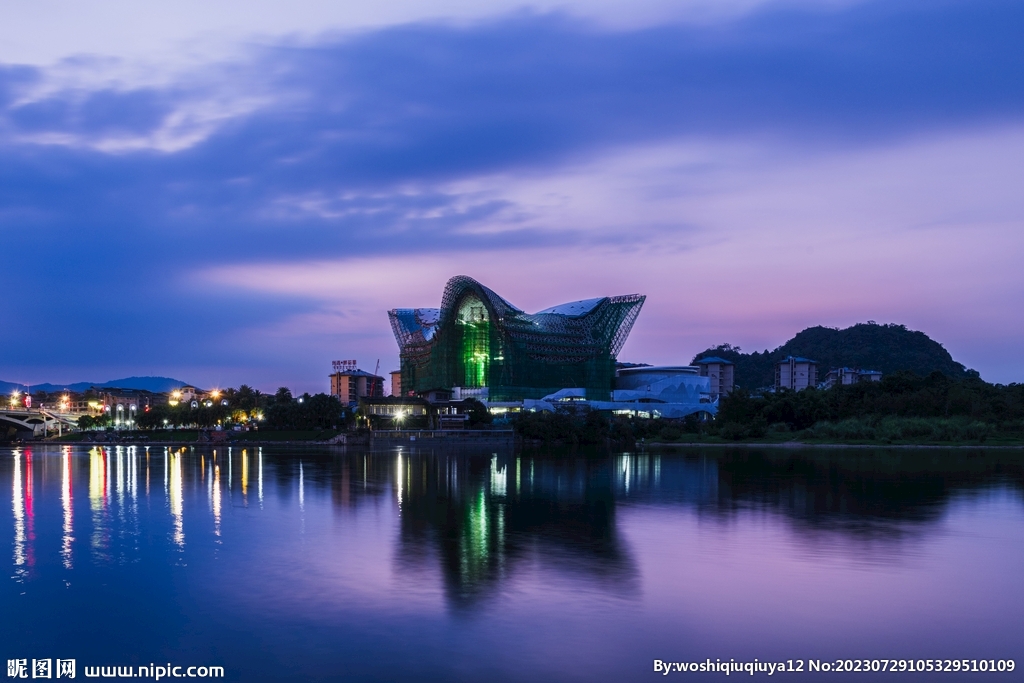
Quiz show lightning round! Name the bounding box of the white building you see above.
[822,367,883,389]
[775,356,818,392]
[695,357,735,397]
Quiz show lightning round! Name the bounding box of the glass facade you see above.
[389,276,645,401]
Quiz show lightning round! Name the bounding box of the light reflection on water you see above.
[1,445,1023,682]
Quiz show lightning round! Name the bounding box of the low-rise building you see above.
[91,388,157,427]
[695,357,735,397]
[358,395,474,429]
[359,396,431,421]
[330,368,384,406]
[822,368,883,389]
[775,356,818,392]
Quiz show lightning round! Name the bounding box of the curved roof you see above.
[389,276,645,360]
[617,365,700,376]
[534,297,604,317]
[389,308,441,346]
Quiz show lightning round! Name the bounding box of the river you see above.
[2,444,1022,681]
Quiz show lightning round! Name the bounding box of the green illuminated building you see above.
[388,276,645,401]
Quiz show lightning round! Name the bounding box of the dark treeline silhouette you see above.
[715,371,1024,441]
[111,385,349,431]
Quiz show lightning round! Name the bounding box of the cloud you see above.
[0,0,869,67]
[1,1,1023,387]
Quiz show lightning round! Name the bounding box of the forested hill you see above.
[692,323,971,389]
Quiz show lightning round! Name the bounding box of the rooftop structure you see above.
[389,276,645,402]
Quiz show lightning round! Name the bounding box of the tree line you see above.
[714,371,1024,440]
[79,385,348,431]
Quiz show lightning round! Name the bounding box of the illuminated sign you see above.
[332,360,357,372]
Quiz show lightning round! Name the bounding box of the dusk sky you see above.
[2,0,1022,393]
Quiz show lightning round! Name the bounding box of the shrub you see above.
[658,425,683,441]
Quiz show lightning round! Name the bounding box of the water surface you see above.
[3,445,1023,681]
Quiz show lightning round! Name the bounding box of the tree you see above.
[78,414,110,430]
[463,398,493,426]
[236,385,258,410]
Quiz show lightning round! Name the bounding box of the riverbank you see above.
[644,439,1024,449]
[643,432,1024,449]
[35,428,513,447]
[19,429,1024,450]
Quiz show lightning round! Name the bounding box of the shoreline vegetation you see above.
[23,369,1024,450]
[511,370,1024,448]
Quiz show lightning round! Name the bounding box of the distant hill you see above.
[693,323,971,389]
[0,376,190,395]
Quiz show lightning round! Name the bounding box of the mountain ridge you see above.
[0,376,191,395]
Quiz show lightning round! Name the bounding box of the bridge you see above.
[1,408,78,441]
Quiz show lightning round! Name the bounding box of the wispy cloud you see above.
[2,1,1023,387]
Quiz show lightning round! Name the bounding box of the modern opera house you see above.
[388,276,645,402]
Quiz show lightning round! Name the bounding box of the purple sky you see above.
[2,0,1022,393]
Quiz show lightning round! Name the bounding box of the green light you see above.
[458,296,490,388]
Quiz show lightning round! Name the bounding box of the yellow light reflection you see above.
[105,447,112,502]
[170,452,184,548]
[89,448,110,561]
[241,449,248,501]
[89,448,105,512]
